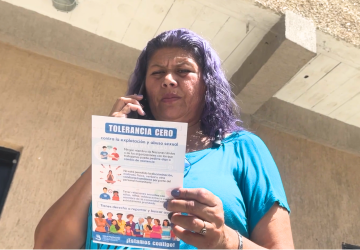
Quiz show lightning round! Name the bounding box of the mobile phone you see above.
[127,82,150,119]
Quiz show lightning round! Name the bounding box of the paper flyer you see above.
[91,115,187,249]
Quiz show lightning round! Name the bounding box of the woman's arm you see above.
[248,204,294,249]
[221,203,294,249]
[34,166,92,249]
[34,95,144,248]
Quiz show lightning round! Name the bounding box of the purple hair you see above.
[126,28,243,139]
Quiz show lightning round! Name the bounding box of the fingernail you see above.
[171,189,180,197]
[168,212,174,220]
[163,201,168,209]
[137,94,143,98]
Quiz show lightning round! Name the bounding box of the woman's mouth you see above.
[161,93,181,103]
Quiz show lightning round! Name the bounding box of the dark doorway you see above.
[0,145,21,217]
[342,242,360,249]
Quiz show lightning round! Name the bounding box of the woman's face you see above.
[163,220,168,226]
[108,213,112,218]
[109,170,112,174]
[154,220,159,225]
[129,215,134,221]
[112,220,117,225]
[145,48,206,124]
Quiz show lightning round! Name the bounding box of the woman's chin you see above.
[158,116,186,123]
[155,112,187,122]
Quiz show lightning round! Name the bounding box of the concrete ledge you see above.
[231,12,316,115]
[0,141,23,153]
[252,97,360,156]
[0,1,140,80]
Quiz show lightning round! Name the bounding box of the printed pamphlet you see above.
[91,115,187,249]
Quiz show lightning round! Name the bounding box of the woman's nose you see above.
[162,73,177,88]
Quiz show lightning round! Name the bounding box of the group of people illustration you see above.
[99,187,119,201]
[94,211,177,241]
[100,146,119,161]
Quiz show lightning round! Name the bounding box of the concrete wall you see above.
[252,122,360,248]
[0,42,359,248]
[0,1,140,80]
[0,42,128,248]
[253,97,360,156]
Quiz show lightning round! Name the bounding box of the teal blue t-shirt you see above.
[85,131,290,249]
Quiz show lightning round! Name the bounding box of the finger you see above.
[170,214,213,235]
[171,188,220,207]
[112,103,145,117]
[127,94,144,100]
[122,103,145,116]
[171,224,213,249]
[165,199,223,225]
[110,96,143,115]
[109,96,143,116]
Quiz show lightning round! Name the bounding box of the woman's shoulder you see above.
[224,130,265,146]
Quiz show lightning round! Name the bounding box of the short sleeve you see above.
[236,133,290,236]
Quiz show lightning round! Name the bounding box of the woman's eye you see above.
[152,71,164,75]
[178,69,190,74]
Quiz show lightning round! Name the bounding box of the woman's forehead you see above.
[148,48,197,67]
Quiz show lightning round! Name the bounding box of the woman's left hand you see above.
[164,188,238,249]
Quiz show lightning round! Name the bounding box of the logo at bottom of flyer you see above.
[92,232,179,249]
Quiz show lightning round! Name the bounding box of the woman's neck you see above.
[186,121,211,153]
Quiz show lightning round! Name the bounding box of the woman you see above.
[109,219,120,234]
[150,219,162,239]
[161,219,171,240]
[105,170,115,184]
[34,29,294,249]
[94,211,108,233]
[112,191,119,201]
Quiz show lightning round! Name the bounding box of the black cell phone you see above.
[127,83,152,120]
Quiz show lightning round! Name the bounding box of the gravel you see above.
[255,0,360,47]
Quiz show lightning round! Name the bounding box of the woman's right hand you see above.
[109,95,146,117]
